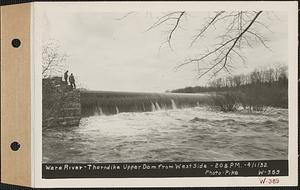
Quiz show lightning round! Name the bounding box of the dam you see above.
[42,78,289,163]
[42,77,213,127]
[80,90,212,117]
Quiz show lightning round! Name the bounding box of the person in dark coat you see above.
[64,70,69,84]
[69,73,76,89]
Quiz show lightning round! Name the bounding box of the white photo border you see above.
[32,1,298,188]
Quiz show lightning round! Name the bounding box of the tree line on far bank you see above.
[170,65,288,112]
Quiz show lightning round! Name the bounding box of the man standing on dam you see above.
[69,73,76,89]
[64,70,69,84]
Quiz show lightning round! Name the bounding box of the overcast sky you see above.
[40,8,288,92]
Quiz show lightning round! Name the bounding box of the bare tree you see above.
[42,40,68,78]
[263,68,275,83]
[250,69,264,84]
[232,75,242,87]
[146,11,186,51]
[148,11,272,78]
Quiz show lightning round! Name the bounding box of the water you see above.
[151,102,156,112]
[171,99,177,109]
[155,102,162,111]
[95,106,104,116]
[43,107,288,163]
[115,106,120,114]
[80,91,212,116]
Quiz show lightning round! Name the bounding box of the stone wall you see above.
[42,77,81,127]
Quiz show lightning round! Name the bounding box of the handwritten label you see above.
[259,177,280,184]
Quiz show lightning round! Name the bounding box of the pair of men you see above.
[64,70,76,89]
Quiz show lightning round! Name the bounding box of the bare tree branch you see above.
[176,37,237,69]
[246,30,272,51]
[42,40,68,78]
[147,10,272,78]
[190,11,225,47]
[145,12,182,32]
[146,11,185,50]
[115,12,135,20]
[167,11,185,49]
[178,11,263,78]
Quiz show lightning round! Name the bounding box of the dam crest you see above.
[42,77,212,127]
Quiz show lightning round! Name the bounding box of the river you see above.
[43,106,288,163]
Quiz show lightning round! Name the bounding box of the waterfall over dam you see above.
[42,77,214,127]
[80,90,213,116]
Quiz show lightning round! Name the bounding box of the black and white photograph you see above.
[37,2,297,183]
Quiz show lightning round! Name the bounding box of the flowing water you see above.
[80,91,212,116]
[43,106,288,163]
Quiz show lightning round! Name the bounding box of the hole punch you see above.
[10,141,21,151]
[11,38,21,48]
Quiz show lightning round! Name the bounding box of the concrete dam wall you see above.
[80,91,212,117]
[42,77,213,127]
